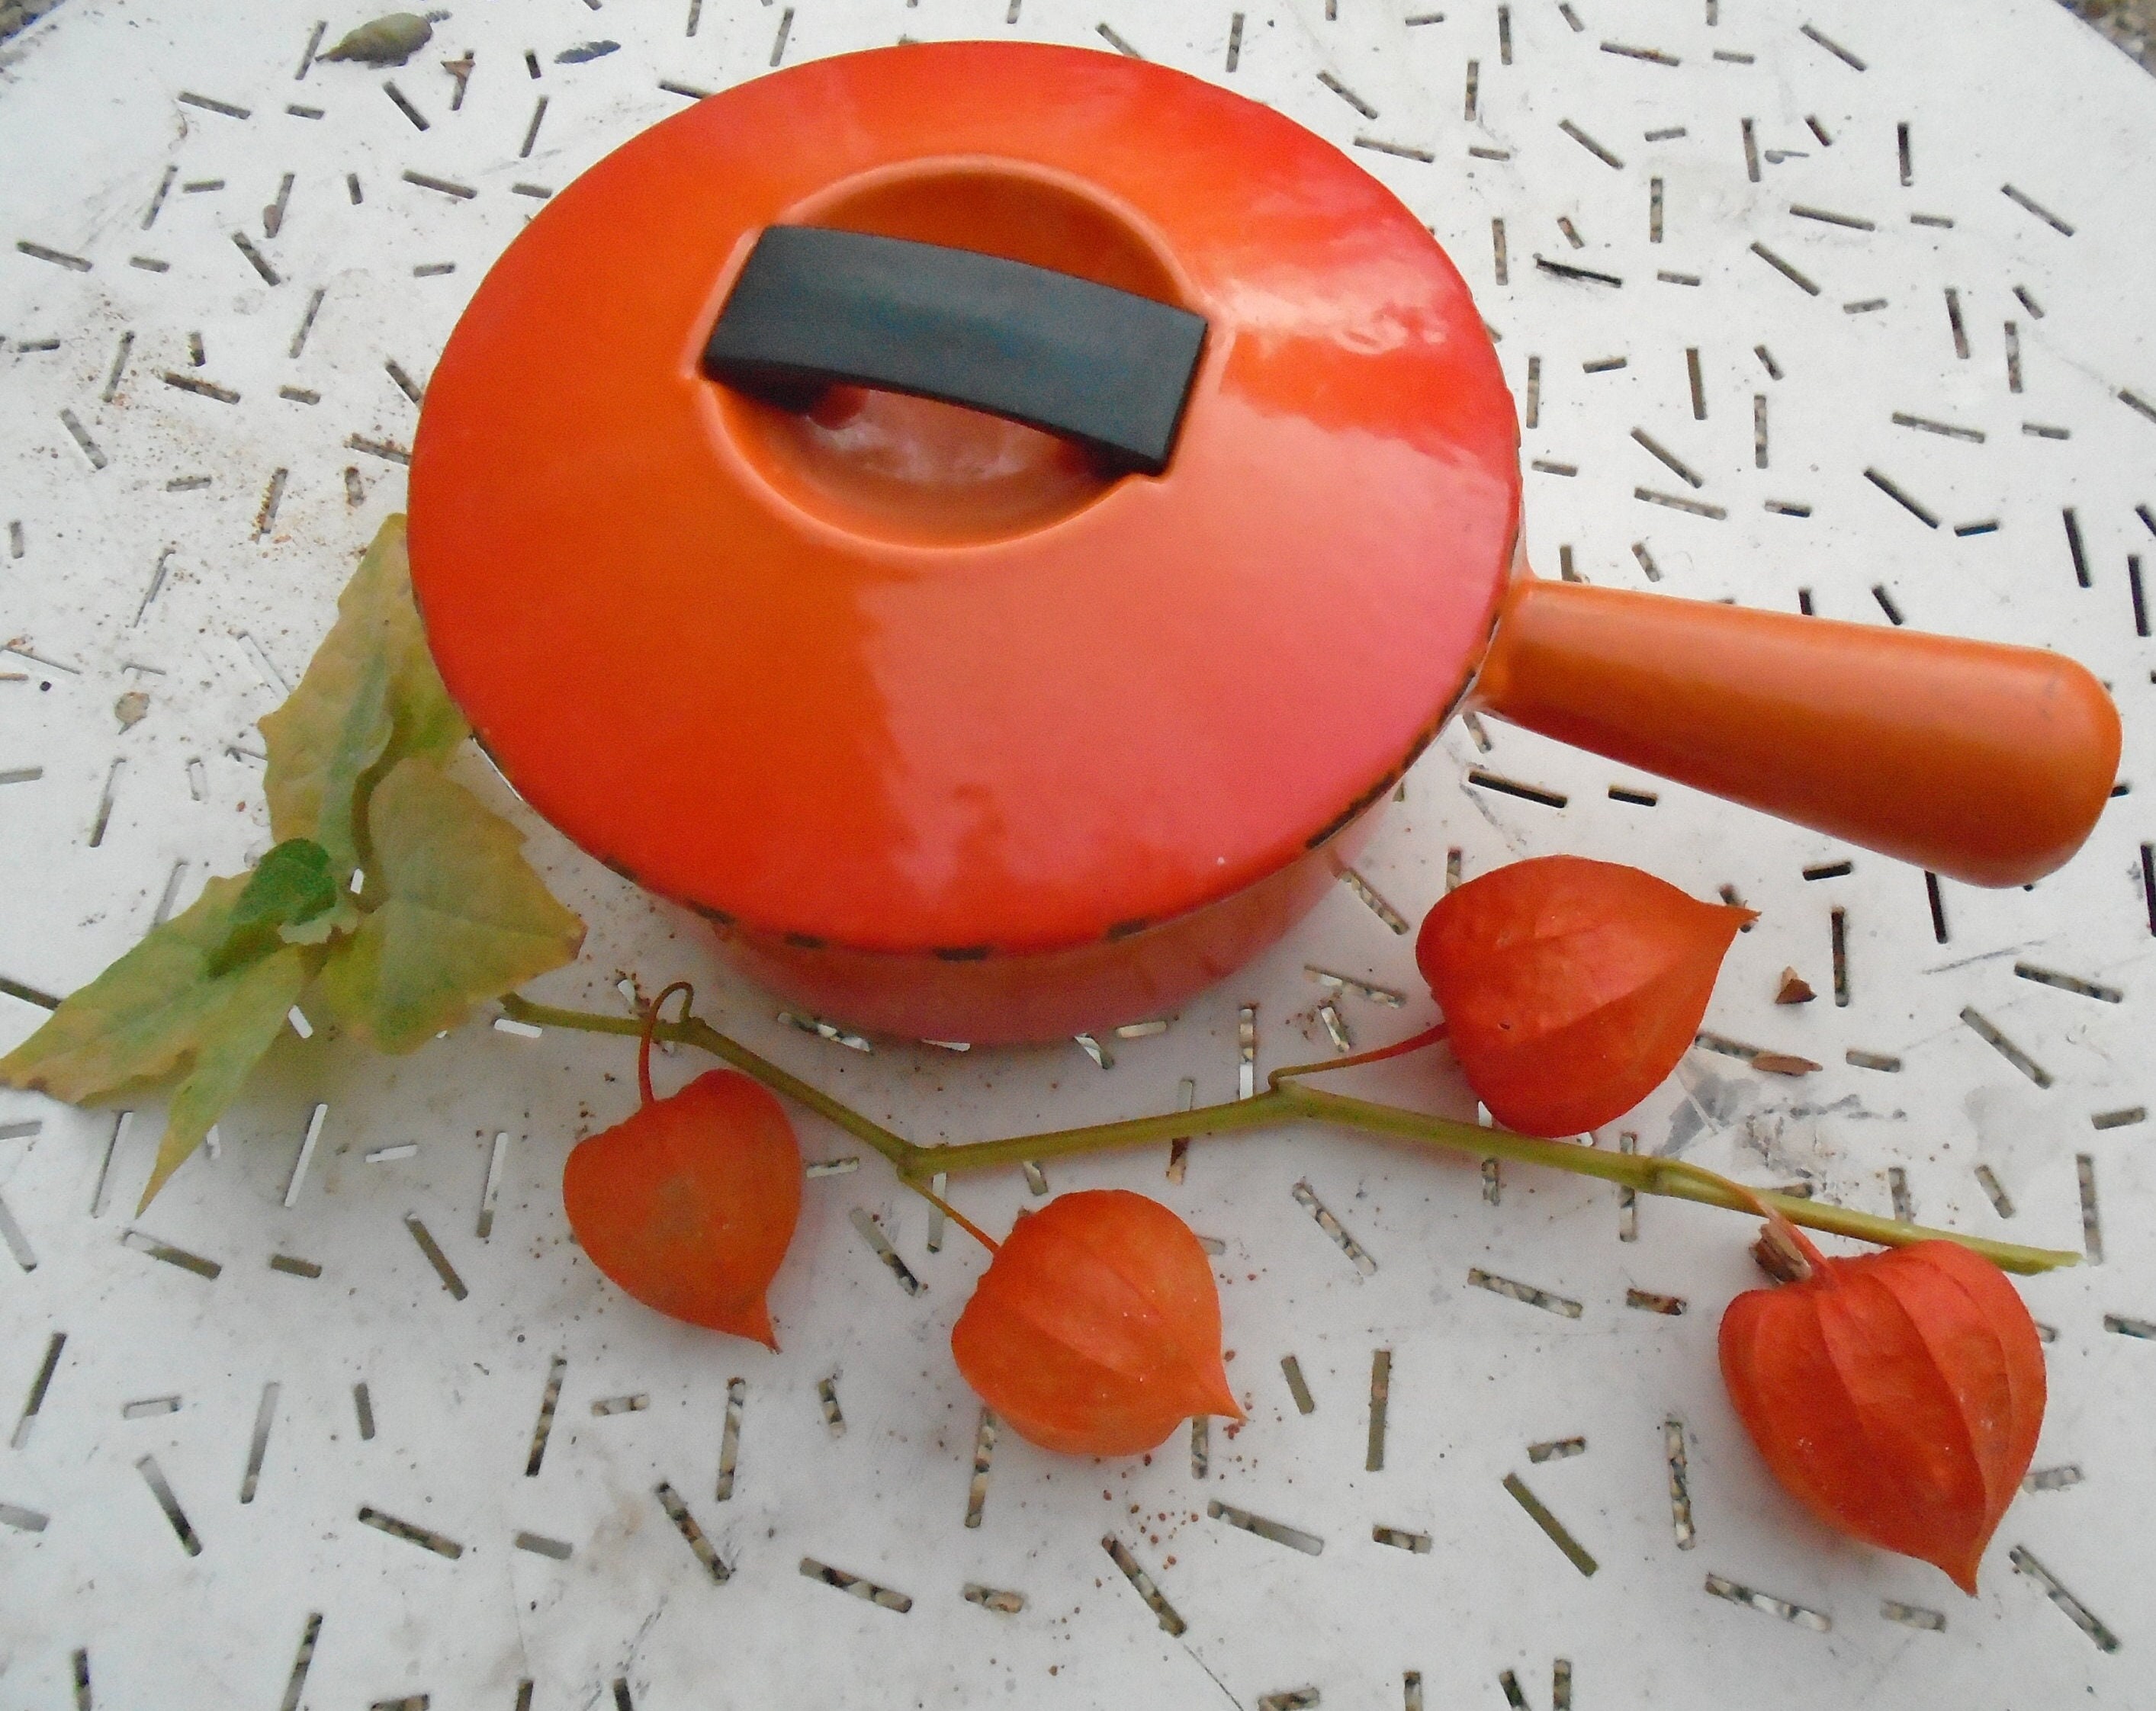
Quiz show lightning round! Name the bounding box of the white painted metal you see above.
[2,0,2151,1706]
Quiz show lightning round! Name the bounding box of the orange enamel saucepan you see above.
[408,42,2119,1045]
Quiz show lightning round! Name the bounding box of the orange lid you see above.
[409,41,1519,956]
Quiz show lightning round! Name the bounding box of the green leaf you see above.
[0,874,314,1207]
[234,839,338,929]
[208,839,338,975]
[315,757,586,1052]
[260,515,467,876]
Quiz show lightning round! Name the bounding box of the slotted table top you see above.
[2,2,2152,1706]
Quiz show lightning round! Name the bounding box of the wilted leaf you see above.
[0,874,313,1207]
[260,515,465,876]
[5,875,258,1100]
[0,512,580,1206]
[315,757,585,1052]
[142,949,309,1208]
[317,11,433,64]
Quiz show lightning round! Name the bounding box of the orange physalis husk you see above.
[950,1189,1242,1457]
[563,987,802,1348]
[1415,854,1753,1135]
[1718,1211,2045,1594]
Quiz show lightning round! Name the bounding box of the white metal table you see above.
[2,1,2151,1706]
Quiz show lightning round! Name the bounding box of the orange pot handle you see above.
[1466,576,2120,888]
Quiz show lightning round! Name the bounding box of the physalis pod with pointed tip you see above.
[1416,854,1754,1135]
[951,1189,1240,1456]
[1719,1210,2045,1594]
[564,988,802,1349]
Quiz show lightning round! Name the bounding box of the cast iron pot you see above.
[409,42,2119,1043]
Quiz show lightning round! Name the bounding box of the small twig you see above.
[1270,1020,1449,1083]
[1721,1177,1825,1282]
[1751,1226,1813,1282]
[916,1180,1000,1254]
[637,982,695,1108]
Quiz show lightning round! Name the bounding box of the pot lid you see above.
[409,41,1520,957]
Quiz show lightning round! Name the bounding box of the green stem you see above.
[904,1087,1296,1180]
[1268,1083,2071,1275]
[503,993,2080,1276]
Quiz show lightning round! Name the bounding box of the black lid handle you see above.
[702,226,1207,477]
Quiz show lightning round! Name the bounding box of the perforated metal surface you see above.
[2,2,2152,1706]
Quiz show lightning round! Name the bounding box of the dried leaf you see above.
[564,1069,802,1347]
[317,11,433,64]
[0,874,312,1207]
[4,875,262,1101]
[1721,1228,2045,1594]
[260,515,465,877]
[1,512,581,1205]
[1750,1050,1822,1077]
[1775,967,1816,1005]
[951,1189,1240,1456]
[313,757,585,1052]
[143,950,309,1208]
[1416,856,1753,1136]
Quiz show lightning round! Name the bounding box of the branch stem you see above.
[503,994,2080,1276]
[906,1089,1296,1181]
[500,994,919,1172]
[1268,1083,2068,1273]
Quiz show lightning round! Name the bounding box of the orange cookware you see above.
[408,42,2119,1045]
